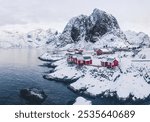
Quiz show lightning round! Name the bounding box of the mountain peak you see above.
[92,8,106,15]
[59,9,121,47]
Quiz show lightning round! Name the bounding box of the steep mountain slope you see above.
[59,8,127,48]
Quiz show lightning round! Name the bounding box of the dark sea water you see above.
[0,49,149,105]
[0,49,78,105]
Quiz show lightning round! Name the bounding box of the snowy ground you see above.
[39,52,65,61]
[70,48,150,100]
[41,47,150,102]
[73,97,92,105]
[43,57,84,82]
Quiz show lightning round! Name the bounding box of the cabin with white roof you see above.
[67,54,92,65]
[94,48,114,55]
[101,58,119,68]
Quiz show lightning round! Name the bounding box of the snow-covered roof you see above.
[73,54,92,60]
[66,52,74,55]
[101,48,110,52]
[101,58,116,62]
[83,56,92,60]
[94,48,111,52]
[72,55,77,58]
[77,56,84,60]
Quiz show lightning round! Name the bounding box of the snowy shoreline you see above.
[39,47,150,103]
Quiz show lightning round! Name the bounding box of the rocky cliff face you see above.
[59,8,125,47]
[85,9,120,42]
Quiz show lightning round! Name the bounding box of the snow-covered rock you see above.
[92,30,128,48]
[20,88,47,104]
[39,52,65,61]
[43,59,84,83]
[44,66,83,83]
[73,97,92,105]
[70,67,150,100]
[125,30,150,47]
[135,48,150,59]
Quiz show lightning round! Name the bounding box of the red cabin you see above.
[101,58,119,68]
[94,48,114,55]
[76,56,92,65]
[67,54,92,65]
[83,56,92,65]
[94,49,103,55]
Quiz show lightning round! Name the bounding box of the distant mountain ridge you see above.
[0,29,59,48]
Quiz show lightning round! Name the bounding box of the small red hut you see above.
[76,55,92,65]
[67,54,92,65]
[94,49,103,55]
[83,56,92,65]
[94,48,114,55]
[101,58,119,68]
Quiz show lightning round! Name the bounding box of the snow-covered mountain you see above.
[125,30,150,47]
[58,9,150,50]
[0,28,59,48]
[1,9,150,50]
[58,8,127,48]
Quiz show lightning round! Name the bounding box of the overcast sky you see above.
[0,0,150,34]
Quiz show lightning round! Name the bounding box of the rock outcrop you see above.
[20,88,47,104]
